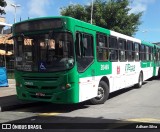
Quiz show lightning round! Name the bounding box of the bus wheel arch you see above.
[135,71,143,88]
[90,77,109,105]
[100,77,110,88]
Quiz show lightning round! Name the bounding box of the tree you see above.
[60,0,142,36]
[0,0,7,15]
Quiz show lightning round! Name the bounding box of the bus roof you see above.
[13,16,156,47]
[141,41,154,47]
[110,30,141,43]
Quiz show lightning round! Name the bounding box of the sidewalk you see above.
[0,79,38,112]
[0,79,16,97]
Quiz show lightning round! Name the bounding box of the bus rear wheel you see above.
[135,72,143,88]
[158,68,160,78]
[90,81,109,105]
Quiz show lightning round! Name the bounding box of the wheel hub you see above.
[96,87,104,100]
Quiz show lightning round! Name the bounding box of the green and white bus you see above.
[12,16,160,104]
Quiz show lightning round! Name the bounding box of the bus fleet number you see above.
[101,64,109,71]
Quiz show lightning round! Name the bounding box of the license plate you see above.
[36,93,45,97]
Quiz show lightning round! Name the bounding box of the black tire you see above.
[90,81,109,105]
[158,68,160,78]
[135,72,143,88]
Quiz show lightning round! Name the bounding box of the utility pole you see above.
[91,0,93,24]
[11,4,21,23]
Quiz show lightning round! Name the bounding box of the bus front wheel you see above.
[90,81,109,105]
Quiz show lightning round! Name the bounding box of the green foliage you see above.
[61,4,88,22]
[0,0,7,15]
[60,0,142,36]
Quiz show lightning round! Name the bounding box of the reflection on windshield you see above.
[14,32,74,72]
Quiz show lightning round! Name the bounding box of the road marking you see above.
[126,118,160,123]
[37,112,60,116]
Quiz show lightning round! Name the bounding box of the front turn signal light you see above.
[66,83,71,89]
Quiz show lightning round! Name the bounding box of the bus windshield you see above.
[14,32,74,72]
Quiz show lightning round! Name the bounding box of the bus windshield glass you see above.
[14,32,74,72]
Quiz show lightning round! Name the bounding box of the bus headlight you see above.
[66,83,71,89]
[61,83,71,90]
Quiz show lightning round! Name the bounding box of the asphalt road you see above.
[0,77,160,131]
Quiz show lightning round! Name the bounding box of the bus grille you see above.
[22,76,59,81]
[25,85,57,90]
[25,85,38,89]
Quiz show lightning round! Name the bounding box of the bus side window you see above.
[158,49,160,61]
[134,43,140,61]
[149,47,153,61]
[132,42,135,61]
[155,48,160,61]
[75,32,94,72]
[146,46,149,61]
[118,38,127,62]
[127,40,133,61]
[83,34,93,57]
[96,33,108,61]
[109,36,118,62]
[140,44,146,61]
[75,32,82,57]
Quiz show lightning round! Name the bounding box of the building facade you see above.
[0,17,14,78]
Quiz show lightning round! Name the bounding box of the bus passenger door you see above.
[75,27,97,102]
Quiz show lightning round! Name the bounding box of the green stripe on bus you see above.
[141,61,154,68]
